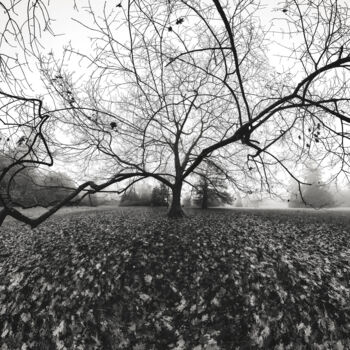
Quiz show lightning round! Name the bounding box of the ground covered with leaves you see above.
[1,207,350,349]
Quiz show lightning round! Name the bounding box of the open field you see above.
[2,205,122,223]
[1,207,350,349]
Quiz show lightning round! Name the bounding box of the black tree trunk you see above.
[201,181,208,209]
[0,208,8,226]
[167,183,185,218]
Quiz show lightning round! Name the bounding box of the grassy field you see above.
[3,205,121,222]
[1,207,350,349]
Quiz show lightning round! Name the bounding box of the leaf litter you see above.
[0,207,350,349]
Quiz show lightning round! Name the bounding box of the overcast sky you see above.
[41,0,284,57]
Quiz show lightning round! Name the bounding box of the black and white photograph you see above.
[1,0,350,348]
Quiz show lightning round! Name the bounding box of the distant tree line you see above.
[0,151,99,208]
[120,169,234,209]
[120,183,170,207]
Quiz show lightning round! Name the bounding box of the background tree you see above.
[36,172,76,207]
[289,167,334,208]
[0,129,76,208]
[192,162,233,209]
[120,187,141,207]
[119,185,152,207]
[151,183,169,207]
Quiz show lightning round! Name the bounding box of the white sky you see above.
[43,0,283,56]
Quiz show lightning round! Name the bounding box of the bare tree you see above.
[37,0,267,218]
[2,0,350,226]
[191,160,233,209]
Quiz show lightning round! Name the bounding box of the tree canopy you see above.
[1,0,350,226]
